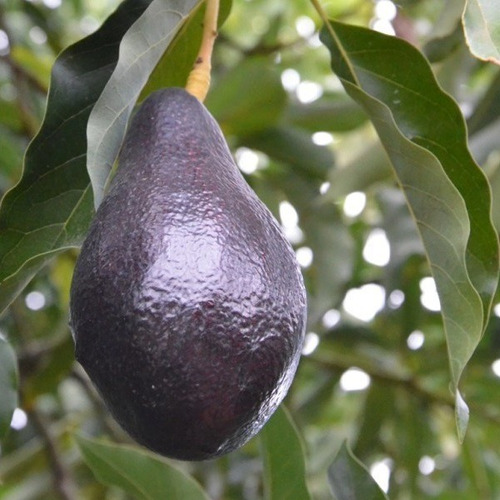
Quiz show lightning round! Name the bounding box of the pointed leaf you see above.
[328,442,388,500]
[260,406,311,500]
[87,0,202,209]
[76,435,209,500]
[0,335,18,441]
[320,20,499,436]
[463,0,500,64]
[0,0,155,315]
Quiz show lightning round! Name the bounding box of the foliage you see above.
[0,0,500,499]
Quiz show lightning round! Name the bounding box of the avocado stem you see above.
[186,0,220,102]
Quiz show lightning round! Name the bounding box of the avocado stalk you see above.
[185,0,220,102]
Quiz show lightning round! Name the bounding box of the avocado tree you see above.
[1,0,500,499]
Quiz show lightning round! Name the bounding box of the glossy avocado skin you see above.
[70,88,306,461]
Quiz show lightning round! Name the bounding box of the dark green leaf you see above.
[0,336,18,441]
[87,0,203,208]
[260,406,311,500]
[320,20,499,439]
[76,435,210,500]
[206,57,287,136]
[328,442,388,500]
[0,0,155,315]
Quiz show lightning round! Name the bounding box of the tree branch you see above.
[306,355,500,426]
[27,406,78,500]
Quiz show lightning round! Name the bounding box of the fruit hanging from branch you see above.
[69,0,307,461]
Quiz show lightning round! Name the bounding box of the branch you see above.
[70,366,128,442]
[306,355,500,426]
[27,406,78,500]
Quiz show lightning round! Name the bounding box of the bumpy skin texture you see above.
[70,88,307,461]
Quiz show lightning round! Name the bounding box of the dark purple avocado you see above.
[69,88,307,461]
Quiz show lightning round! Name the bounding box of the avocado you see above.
[70,88,307,461]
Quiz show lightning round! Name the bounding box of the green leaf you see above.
[284,92,367,132]
[260,406,311,500]
[0,335,18,441]
[0,0,155,315]
[206,57,287,136]
[328,442,389,500]
[87,0,203,209]
[467,71,500,135]
[463,0,500,64]
[303,203,354,321]
[326,141,391,199]
[320,20,499,439]
[76,435,210,500]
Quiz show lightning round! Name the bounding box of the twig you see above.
[27,406,79,500]
[306,355,500,426]
[217,33,306,56]
[0,54,48,95]
[70,366,128,442]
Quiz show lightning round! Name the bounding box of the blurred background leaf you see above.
[328,442,388,500]
[463,0,500,65]
[76,435,210,500]
[0,336,18,441]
